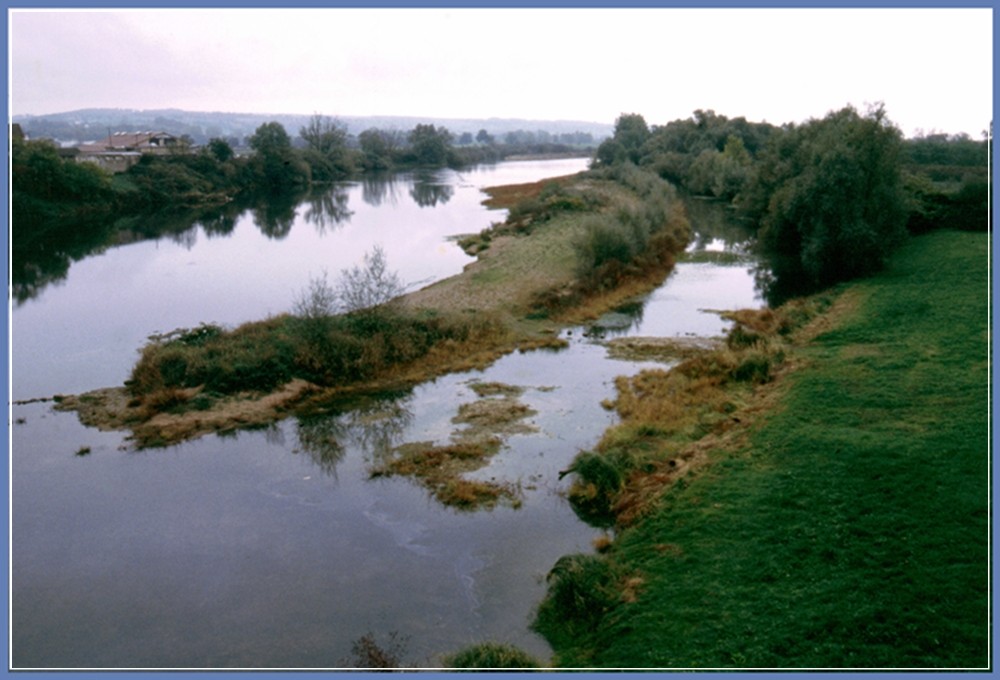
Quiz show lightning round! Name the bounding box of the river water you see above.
[10,159,761,668]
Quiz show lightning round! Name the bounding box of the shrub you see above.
[336,245,405,315]
[533,554,620,649]
[730,352,773,384]
[344,632,408,669]
[563,450,629,527]
[574,216,636,279]
[445,643,541,669]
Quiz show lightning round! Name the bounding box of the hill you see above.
[12,108,613,147]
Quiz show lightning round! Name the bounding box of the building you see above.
[75,131,183,173]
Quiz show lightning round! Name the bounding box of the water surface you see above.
[11,161,762,668]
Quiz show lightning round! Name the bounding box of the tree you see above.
[299,114,354,180]
[612,113,650,164]
[408,124,453,166]
[476,129,494,145]
[752,104,909,300]
[249,121,293,156]
[206,138,234,163]
[359,128,401,170]
[247,121,309,192]
[300,114,348,156]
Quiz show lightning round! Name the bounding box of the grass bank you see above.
[536,230,989,669]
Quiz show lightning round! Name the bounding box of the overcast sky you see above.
[9,7,993,137]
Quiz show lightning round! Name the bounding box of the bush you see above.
[573,216,636,280]
[563,450,627,526]
[533,554,620,650]
[445,642,541,669]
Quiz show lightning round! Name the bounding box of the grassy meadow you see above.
[537,230,990,669]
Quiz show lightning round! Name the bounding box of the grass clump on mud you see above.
[370,381,538,510]
[536,230,989,669]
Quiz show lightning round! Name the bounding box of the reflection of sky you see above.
[630,263,762,338]
[11,158,589,399]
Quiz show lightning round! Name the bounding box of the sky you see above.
[9,7,994,138]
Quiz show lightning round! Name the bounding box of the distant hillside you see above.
[13,108,613,147]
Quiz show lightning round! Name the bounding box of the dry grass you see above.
[480,174,579,209]
[371,385,539,510]
[565,296,837,528]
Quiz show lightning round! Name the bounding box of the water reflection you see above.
[196,205,242,238]
[360,173,405,208]
[682,196,755,250]
[12,170,464,303]
[409,171,454,208]
[251,193,301,239]
[294,391,416,478]
[302,184,353,234]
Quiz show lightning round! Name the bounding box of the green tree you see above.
[249,121,293,156]
[206,137,234,163]
[12,137,116,225]
[359,128,400,170]
[611,113,650,164]
[299,114,353,180]
[407,124,454,166]
[751,104,909,300]
[247,121,309,192]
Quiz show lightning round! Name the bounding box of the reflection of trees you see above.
[169,228,198,250]
[251,193,300,240]
[682,197,755,251]
[197,205,242,238]
[409,171,454,208]
[11,203,246,303]
[360,173,403,208]
[302,184,353,234]
[295,415,348,478]
[294,391,415,477]
[12,216,108,304]
[12,257,73,305]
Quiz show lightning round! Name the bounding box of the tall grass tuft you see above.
[445,642,542,669]
[532,554,623,655]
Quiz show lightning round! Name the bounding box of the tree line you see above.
[594,106,990,302]
[12,115,594,229]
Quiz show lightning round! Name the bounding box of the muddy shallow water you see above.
[11,161,761,668]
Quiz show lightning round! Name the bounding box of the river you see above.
[10,158,762,668]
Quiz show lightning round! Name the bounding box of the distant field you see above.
[547,230,990,669]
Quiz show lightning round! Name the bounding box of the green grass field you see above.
[544,230,990,669]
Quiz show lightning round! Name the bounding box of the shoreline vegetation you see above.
[53,165,692,451]
[531,229,988,669]
[18,105,989,669]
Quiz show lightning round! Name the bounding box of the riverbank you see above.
[534,229,989,669]
[54,169,691,449]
